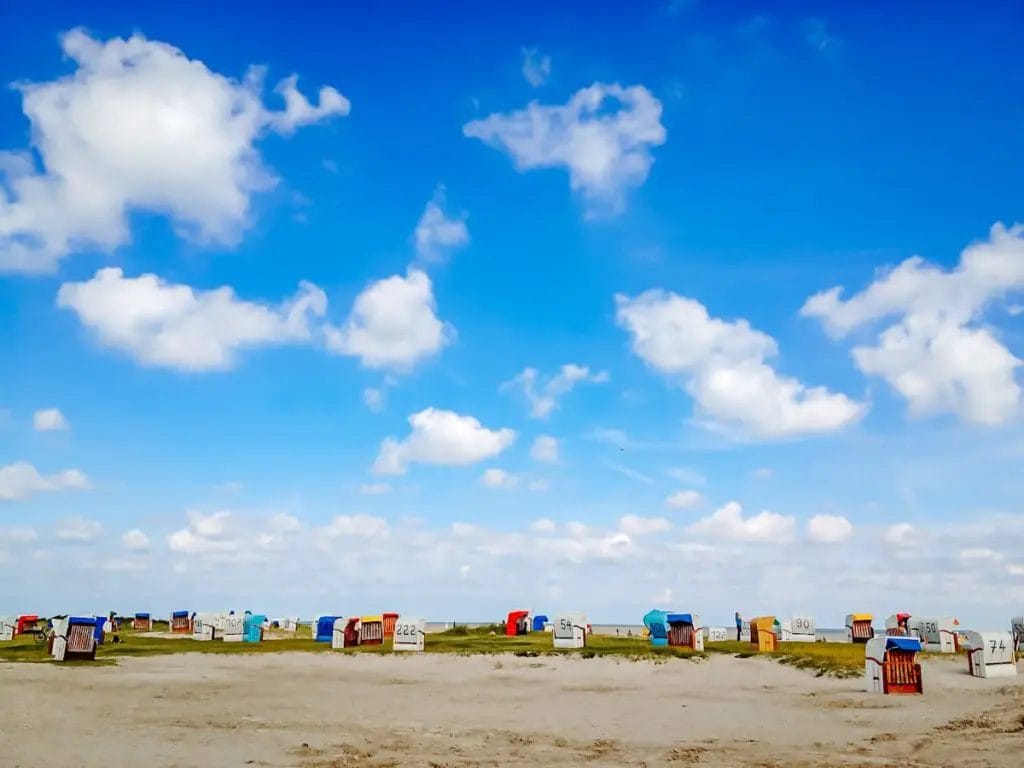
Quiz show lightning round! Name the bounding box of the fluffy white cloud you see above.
[618,514,671,535]
[665,490,702,509]
[56,516,102,542]
[121,529,150,550]
[168,510,239,554]
[0,29,348,273]
[326,270,451,371]
[530,435,560,463]
[688,501,795,543]
[529,518,557,533]
[616,290,866,438]
[413,186,469,262]
[0,462,89,501]
[481,468,519,489]
[373,408,516,475]
[0,526,38,543]
[58,267,326,371]
[806,514,853,543]
[33,408,69,431]
[801,223,1024,425]
[463,83,665,212]
[503,364,608,418]
[521,47,551,87]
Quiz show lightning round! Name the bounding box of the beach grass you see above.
[0,626,873,676]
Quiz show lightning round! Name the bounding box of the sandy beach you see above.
[1,652,1020,767]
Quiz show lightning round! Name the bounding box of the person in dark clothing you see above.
[735,612,743,642]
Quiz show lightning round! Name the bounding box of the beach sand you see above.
[0,652,1020,767]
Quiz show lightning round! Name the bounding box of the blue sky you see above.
[1,1,1023,626]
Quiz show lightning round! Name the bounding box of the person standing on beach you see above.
[735,611,743,641]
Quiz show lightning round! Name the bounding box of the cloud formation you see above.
[463,83,665,213]
[373,408,516,475]
[0,462,89,501]
[503,364,608,418]
[521,47,551,87]
[0,29,348,273]
[413,186,469,263]
[33,408,69,431]
[802,223,1024,425]
[58,268,326,372]
[326,270,452,371]
[616,289,866,438]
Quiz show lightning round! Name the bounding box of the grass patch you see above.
[0,627,867,676]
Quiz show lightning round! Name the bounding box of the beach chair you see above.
[170,610,191,634]
[15,615,39,636]
[243,614,265,643]
[845,613,875,643]
[552,614,587,649]
[52,616,98,661]
[222,614,245,642]
[192,613,217,641]
[359,615,384,645]
[392,616,426,652]
[332,617,360,648]
[919,617,957,653]
[788,615,815,642]
[666,613,703,651]
[750,616,777,651]
[865,636,923,694]
[505,610,530,636]
[1013,616,1024,652]
[315,616,341,642]
[643,609,669,647]
[885,613,912,636]
[382,612,398,640]
[132,613,152,631]
[0,615,15,641]
[704,626,729,642]
[965,631,1017,678]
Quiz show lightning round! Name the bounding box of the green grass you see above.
[0,627,871,677]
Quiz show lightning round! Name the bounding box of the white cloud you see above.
[413,186,469,263]
[502,363,608,418]
[373,408,516,475]
[0,462,89,501]
[884,523,917,548]
[56,516,102,542]
[0,526,38,543]
[481,468,519,489]
[359,482,392,495]
[806,514,853,543]
[121,529,150,550]
[616,290,866,438]
[520,47,551,87]
[363,387,386,413]
[33,408,69,431]
[0,29,348,273]
[530,435,559,463]
[802,223,1024,425]
[321,514,389,540]
[666,466,706,486]
[753,467,774,480]
[665,490,702,509]
[529,518,557,533]
[463,83,666,213]
[168,510,238,554]
[619,514,671,535]
[58,268,326,371]
[689,501,796,543]
[326,270,451,371]
[959,548,1003,563]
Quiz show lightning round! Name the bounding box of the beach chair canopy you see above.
[532,615,549,631]
[666,613,694,625]
[316,616,341,641]
[885,636,922,652]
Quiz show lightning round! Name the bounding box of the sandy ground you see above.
[0,653,1021,767]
